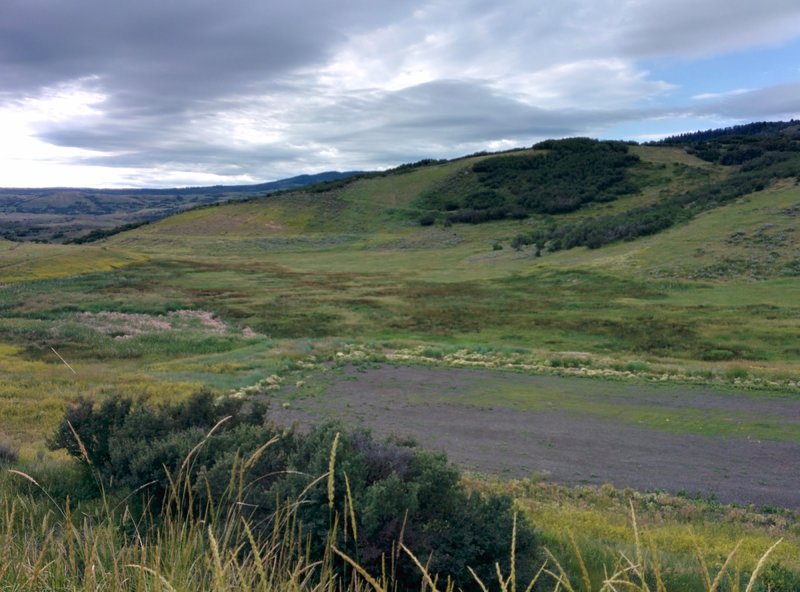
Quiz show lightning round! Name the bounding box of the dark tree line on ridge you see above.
[509,123,800,253]
[417,138,641,225]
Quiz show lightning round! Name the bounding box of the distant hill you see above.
[656,119,800,144]
[7,120,800,252]
[0,171,361,243]
[110,122,800,280]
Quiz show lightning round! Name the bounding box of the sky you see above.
[1,0,799,188]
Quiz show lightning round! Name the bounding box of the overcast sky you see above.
[1,0,799,188]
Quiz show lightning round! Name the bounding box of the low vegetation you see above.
[46,392,539,591]
[0,121,798,589]
[1,394,795,591]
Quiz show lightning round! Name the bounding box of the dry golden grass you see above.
[0,434,788,592]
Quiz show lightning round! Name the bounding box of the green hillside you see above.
[2,125,800,591]
[0,129,796,452]
[0,171,359,243]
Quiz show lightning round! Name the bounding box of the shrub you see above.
[0,440,18,466]
[464,190,505,210]
[47,391,276,501]
[758,562,800,592]
[624,360,650,372]
[271,426,539,589]
[700,348,737,361]
[48,394,540,591]
[726,366,749,380]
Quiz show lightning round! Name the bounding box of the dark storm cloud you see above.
[0,0,421,180]
[0,0,419,153]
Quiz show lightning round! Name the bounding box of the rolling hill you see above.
[1,122,799,589]
[0,126,795,429]
[0,170,359,243]
[0,122,797,467]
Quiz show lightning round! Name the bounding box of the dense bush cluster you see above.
[512,126,800,253]
[688,135,800,168]
[48,392,538,590]
[418,138,640,225]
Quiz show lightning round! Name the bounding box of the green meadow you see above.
[0,141,797,450]
[0,136,798,590]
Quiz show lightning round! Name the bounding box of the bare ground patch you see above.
[70,309,256,339]
[270,364,800,509]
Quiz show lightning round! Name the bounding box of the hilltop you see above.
[110,124,799,282]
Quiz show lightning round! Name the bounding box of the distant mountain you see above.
[0,171,361,243]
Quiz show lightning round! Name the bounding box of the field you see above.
[0,139,798,588]
[1,146,798,445]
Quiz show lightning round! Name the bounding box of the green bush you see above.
[726,366,749,380]
[274,427,539,589]
[624,360,650,372]
[700,349,737,361]
[418,139,641,226]
[0,440,18,466]
[757,562,800,592]
[48,393,540,591]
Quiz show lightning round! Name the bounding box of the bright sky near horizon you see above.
[1,0,799,188]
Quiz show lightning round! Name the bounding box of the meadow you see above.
[0,136,798,589]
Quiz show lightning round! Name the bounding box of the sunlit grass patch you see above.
[468,476,799,591]
[0,242,147,283]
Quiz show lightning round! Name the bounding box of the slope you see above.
[0,133,797,518]
[0,171,359,243]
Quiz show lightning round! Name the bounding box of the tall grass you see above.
[540,502,784,592]
[0,432,787,592]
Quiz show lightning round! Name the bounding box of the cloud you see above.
[1,0,800,186]
[498,60,674,109]
[619,0,800,58]
[0,1,413,95]
[694,82,800,119]
[692,89,753,101]
[40,80,618,181]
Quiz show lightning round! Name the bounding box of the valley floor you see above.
[271,364,800,508]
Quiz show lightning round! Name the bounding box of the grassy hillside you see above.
[1,137,798,449]
[0,127,798,589]
[0,171,358,243]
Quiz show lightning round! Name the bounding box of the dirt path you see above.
[270,365,800,509]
